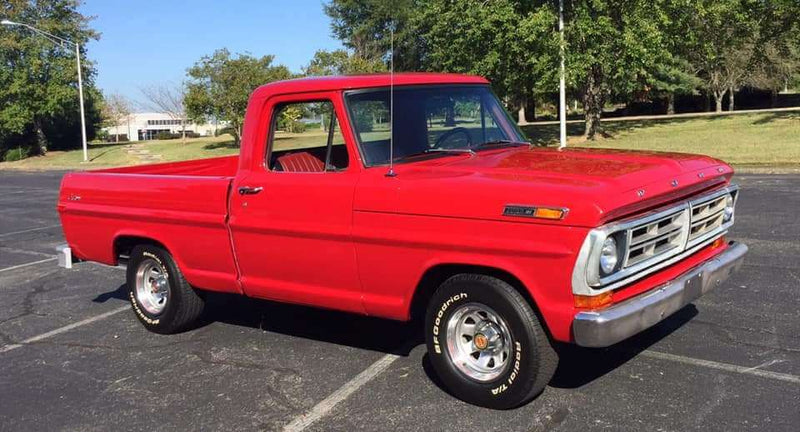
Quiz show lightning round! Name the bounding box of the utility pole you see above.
[558,0,567,149]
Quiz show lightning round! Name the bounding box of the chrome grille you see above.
[625,210,686,267]
[591,184,739,290]
[688,193,728,243]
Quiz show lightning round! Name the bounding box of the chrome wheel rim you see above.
[135,258,169,315]
[445,303,512,382]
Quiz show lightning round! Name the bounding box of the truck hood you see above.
[356,147,734,227]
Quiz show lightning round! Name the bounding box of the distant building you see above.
[103,112,226,141]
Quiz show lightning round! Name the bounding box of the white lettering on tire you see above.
[431,293,467,354]
[491,341,522,396]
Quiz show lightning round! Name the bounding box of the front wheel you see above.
[424,274,557,409]
[126,244,205,334]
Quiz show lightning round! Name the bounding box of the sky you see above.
[80,0,342,107]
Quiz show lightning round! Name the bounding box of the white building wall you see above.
[103,113,227,142]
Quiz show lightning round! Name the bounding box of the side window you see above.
[268,101,348,172]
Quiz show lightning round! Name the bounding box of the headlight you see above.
[723,194,735,222]
[599,236,619,275]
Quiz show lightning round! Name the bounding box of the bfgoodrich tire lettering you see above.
[424,274,558,409]
[126,245,204,334]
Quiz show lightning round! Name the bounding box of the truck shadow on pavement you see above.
[549,305,698,389]
[92,284,697,393]
[94,284,423,355]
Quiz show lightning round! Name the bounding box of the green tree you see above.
[324,0,557,124]
[562,0,679,138]
[0,0,102,158]
[324,0,420,70]
[412,0,558,124]
[681,0,762,113]
[185,49,292,145]
[303,49,386,76]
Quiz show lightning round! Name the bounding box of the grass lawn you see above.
[521,111,800,168]
[2,111,798,170]
[0,135,241,170]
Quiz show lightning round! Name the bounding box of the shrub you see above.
[3,147,29,162]
[155,131,180,140]
[287,121,306,133]
[215,126,235,137]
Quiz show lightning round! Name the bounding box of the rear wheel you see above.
[126,245,204,334]
[424,274,557,409]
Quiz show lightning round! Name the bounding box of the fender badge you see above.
[698,172,705,178]
[503,205,567,220]
[670,179,679,187]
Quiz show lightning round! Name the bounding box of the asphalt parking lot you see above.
[0,170,798,432]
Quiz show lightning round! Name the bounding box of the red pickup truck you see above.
[58,73,747,409]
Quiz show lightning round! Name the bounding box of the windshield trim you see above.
[342,84,524,168]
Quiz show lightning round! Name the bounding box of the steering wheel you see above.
[434,127,473,149]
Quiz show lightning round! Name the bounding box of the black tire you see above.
[424,274,557,409]
[126,244,204,334]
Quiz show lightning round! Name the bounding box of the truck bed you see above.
[98,155,239,177]
[58,156,241,294]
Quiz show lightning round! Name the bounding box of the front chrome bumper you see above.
[572,241,748,347]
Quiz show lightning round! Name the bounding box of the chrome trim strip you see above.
[571,184,739,296]
[572,241,748,347]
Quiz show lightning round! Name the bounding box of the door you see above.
[229,95,364,313]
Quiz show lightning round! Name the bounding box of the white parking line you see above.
[0,305,129,354]
[0,257,57,274]
[642,350,800,385]
[282,352,402,432]
[0,224,61,238]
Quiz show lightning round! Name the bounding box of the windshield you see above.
[345,85,526,166]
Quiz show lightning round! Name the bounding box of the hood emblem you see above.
[698,172,705,178]
[636,189,645,198]
[671,179,679,187]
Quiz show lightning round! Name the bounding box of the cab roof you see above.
[252,73,489,99]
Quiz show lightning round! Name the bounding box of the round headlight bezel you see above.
[599,236,619,276]
[723,193,735,222]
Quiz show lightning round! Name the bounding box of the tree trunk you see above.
[234,123,243,146]
[714,91,724,113]
[728,87,735,111]
[517,97,527,125]
[445,105,456,127]
[526,96,536,121]
[667,92,675,115]
[704,92,712,112]
[181,119,186,143]
[770,89,779,108]
[583,66,603,140]
[33,118,47,156]
[115,122,120,143]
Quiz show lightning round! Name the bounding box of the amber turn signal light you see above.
[574,291,613,309]
[710,236,726,249]
[533,207,566,220]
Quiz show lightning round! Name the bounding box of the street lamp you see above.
[1,19,89,162]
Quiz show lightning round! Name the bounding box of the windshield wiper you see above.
[395,148,476,162]
[425,148,476,155]
[474,140,530,150]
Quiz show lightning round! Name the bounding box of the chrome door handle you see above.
[238,186,263,195]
